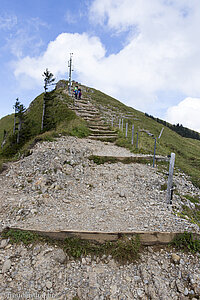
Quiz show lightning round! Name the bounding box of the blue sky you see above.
[0,0,200,132]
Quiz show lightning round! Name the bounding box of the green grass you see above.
[2,228,39,245]
[161,183,167,191]
[0,114,14,145]
[184,194,200,204]
[88,155,153,165]
[170,232,200,253]
[178,204,200,228]
[2,229,141,263]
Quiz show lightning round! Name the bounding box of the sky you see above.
[0,0,200,133]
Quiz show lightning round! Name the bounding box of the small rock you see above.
[134,276,141,282]
[0,239,8,248]
[53,249,66,264]
[172,253,180,263]
[184,288,189,296]
[2,259,11,273]
[148,246,154,253]
[137,288,144,298]
[82,258,87,265]
[46,281,52,289]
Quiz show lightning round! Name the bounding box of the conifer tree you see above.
[13,98,20,133]
[16,102,26,144]
[41,69,55,131]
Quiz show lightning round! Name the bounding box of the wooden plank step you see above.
[4,227,199,245]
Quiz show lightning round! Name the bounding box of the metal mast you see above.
[68,53,73,95]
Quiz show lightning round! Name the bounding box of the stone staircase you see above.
[72,97,118,142]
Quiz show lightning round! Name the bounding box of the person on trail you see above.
[74,86,78,99]
[78,88,82,99]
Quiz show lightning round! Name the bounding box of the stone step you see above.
[74,107,99,113]
[89,129,117,135]
[76,113,100,119]
[88,124,111,129]
[74,99,90,105]
[88,135,118,141]
[84,117,104,122]
[74,102,94,107]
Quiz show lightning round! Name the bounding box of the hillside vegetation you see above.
[0,81,200,188]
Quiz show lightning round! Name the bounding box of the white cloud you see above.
[166,98,200,132]
[12,0,200,129]
[13,32,105,87]
[0,13,17,30]
[4,17,48,58]
[65,11,76,24]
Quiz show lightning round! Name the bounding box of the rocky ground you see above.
[0,136,199,233]
[0,238,199,300]
[0,136,200,299]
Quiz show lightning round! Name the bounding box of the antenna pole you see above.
[68,53,73,95]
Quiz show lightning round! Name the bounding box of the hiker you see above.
[78,88,82,99]
[73,86,78,99]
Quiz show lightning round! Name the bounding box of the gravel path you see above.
[0,136,199,233]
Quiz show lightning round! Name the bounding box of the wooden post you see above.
[166,153,175,204]
[153,138,157,167]
[136,132,139,149]
[131,125,134,145]
[158,127,164,139]
[119,119,121,130]
[126,123,128,137]
[122,119,123,131]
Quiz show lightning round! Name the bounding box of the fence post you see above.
[153,138,157,167]
[122,119,124,131]
[158,127,164,139]
[166,153,176,205]
[126,123,128,137]
[119,119,121,130]
[131,125,134,145]
[136,132,139,149]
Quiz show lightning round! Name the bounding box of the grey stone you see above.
[184,288,189,296]
[0,239,8,249]
[2,259,11,273]
[53,249,66,264]
[46,281,52,289]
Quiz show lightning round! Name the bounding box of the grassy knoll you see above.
[0,88,89,161]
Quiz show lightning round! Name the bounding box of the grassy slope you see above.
[0,83,200,187]
[0,88,89,164]
[87,87,200,187]
[0,114,14,145]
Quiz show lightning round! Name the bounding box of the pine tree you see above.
[16,102,26,144]
[13,98,20,133]
[41,69,55,131]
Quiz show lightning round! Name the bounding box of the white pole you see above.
[166,153,176,204]
[131,125,134,145]
[126,123,128,137]
[119,119,121,130]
